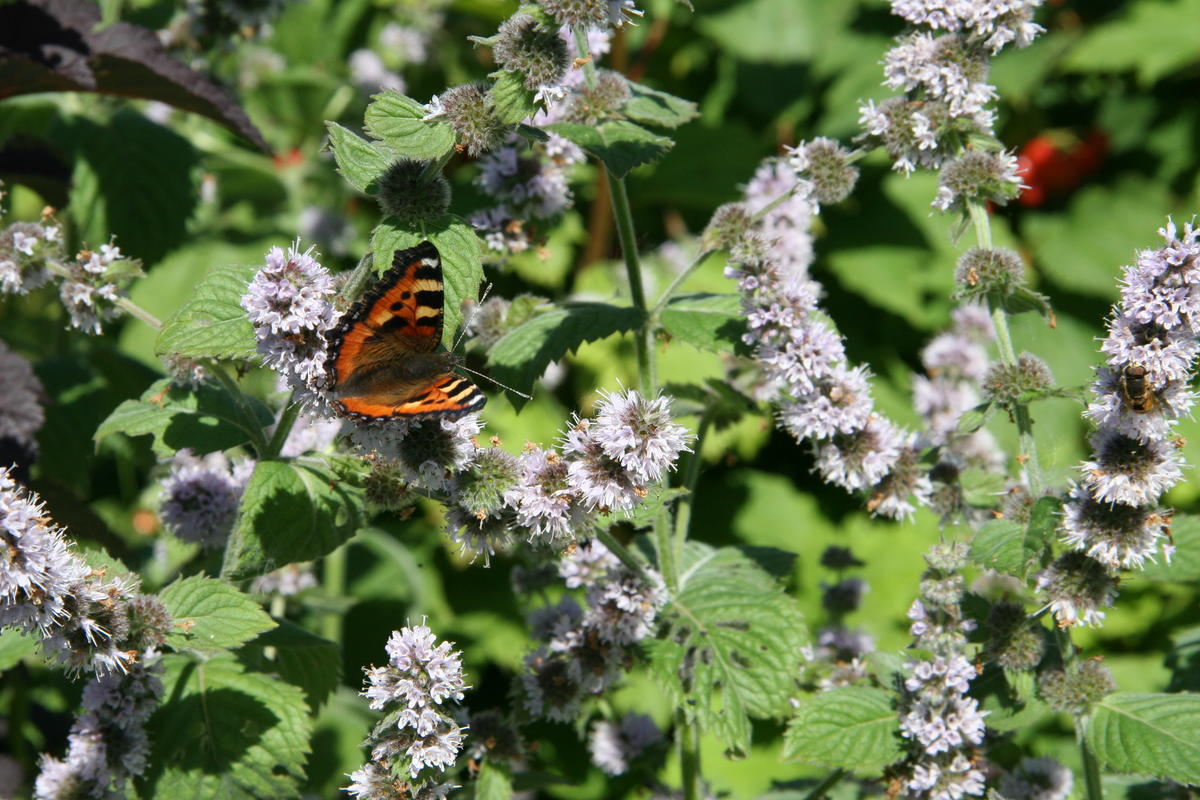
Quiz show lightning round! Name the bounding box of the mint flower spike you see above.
[241,239,337,406]
[890,0,1045,53]
[0,339,46,465]
[0,467,136,676]
[158,449,254,550]
[347,624,467,799]
[1041,221,1200,627]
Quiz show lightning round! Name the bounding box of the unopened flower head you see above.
[438,84,507,157]
[241,241,337,392]
[376,159,452,222]
[787,137,859,206]
[565,69,631,125]
[954,247,1025,301]
[493,14,570,92]
[857,96,991,174]
[0,340,45,459]
[1035,550,1118,628]
[1039,659,1116,716]
[981,352,1053,407]
[933,148,1021,212]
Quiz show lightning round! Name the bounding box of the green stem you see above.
[650,248,714,319]
[595,527,660,586]
[209,363,270,455]
[608,174,655,393]
[1078,718,1104,800]
[115,296,162,330]
[321,545,347,645]
[343,252,376,302]
[265,393,303,459]
[572,26,599,88]
[802,768,847,800]
[678,708,701,800]
[671,407,713,580]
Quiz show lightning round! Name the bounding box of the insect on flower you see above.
[1120,363,1158,414]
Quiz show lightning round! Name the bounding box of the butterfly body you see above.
[324,241,485,422]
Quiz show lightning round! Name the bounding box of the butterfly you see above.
[324,241,486,422]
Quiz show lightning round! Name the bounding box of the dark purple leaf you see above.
[0,0,269,152]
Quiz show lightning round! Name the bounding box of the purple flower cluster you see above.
[1,468,136,675]
[347,624,467,798]
[469,133,585,254]
[0,339,45,462]
[34,658,164,799]
[158,449,254,550]
[522,541,666,722]
[898,542,987,800]
[588,712,661,776]
[997,756,1073,800]
[859,0,1043,175]
[1040,222,1200,627]
[725,194,930,518]
[240,241,338,403]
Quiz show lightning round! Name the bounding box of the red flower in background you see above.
[1016,130,1108,207]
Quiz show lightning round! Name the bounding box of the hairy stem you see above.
[803,768,847,800]
[1078,717,1104,800]
[671,406,712,577]
[650,248,714,319]
[608,174,656,393]
[967,201,1043,492]
[265,392,303,459]
[321,545,347,644]
[572,26,599,89]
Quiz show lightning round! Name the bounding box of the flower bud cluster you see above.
[426,84,508,157]
[1,220,140,335]
[995,756,1073,800]
[346,624,468,798]
[469,132,585,254]
[859,0,1043,175]
[521,541,666,721]
[722,163,930,519]
[34,657,165,800]
[588,712,661,776]
[1043,222,1200,626]
[801,546,874,690]
[493,14,570,94]
[1,468,174,676]
[0,339,45,472]
[898,542,987,800]
[158,449,255,550]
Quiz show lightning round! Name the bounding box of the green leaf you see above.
[486,302,646,403]
[782,687,903,773]
[659,293,746,353]
[155,262,261,362]
[1141,514,1200,582]
[244,619,341,710]
[696,0,855,64]
[489,70,537,125]
[141,655,311,799]
[646,543,807,753]
[1025,495,1063,554]
[546,120,673,178]
[0,628,38,671]
[94,377,272,457]
[969,519,1035,579]
[475,760,514,800]
[955,402,994,435]
[1062,0,1200,84]
[371,215,484,342]
[1086,692,1200,785]
[160,575,276,656]
[622,82,699,129]
[222,460,364,581]
[326,122,394,194]
[959,469,1006,509]
[362,90,456,160]
[67,110,197,266]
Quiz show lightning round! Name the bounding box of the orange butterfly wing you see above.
[325,242,485,421]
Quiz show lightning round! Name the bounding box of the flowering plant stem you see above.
[1077,717,1104,800]
[265,393,302,459]
[210,363,270,455]
[966,201,1043,493]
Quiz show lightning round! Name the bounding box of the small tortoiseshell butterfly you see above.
[324,241,486,421]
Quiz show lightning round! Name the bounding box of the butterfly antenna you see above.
[457,363,532,400]
[452,282,494,353]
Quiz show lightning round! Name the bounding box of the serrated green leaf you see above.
[362,90,456,160]
[955,402,994,435]
[782,687,903,773]
[487,302,645,404]
[1001,286,1055,321]
[696,0,854,64]
[969,519,1032,578]
[1141,514,1200,582]
[546,120,673,178]
[244,619,341,710]
[1062,0,1200,84]
[476,760,514,800]
[959,468,1006,509]
[94,378,272,457]
[140,655,311,799]
[326,121,394,194]
[160,575,276,655]
[490,70,537,125]
[1086,692,1200,784]
[222,460,365,581]
[1025,495,1063,553]
[622,82,699,129]
[155,263,260,362]
[371,215,483,342]
[646,543,807,752]
[659,293,746,353]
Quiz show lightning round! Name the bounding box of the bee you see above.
[1120,363,1157,413]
